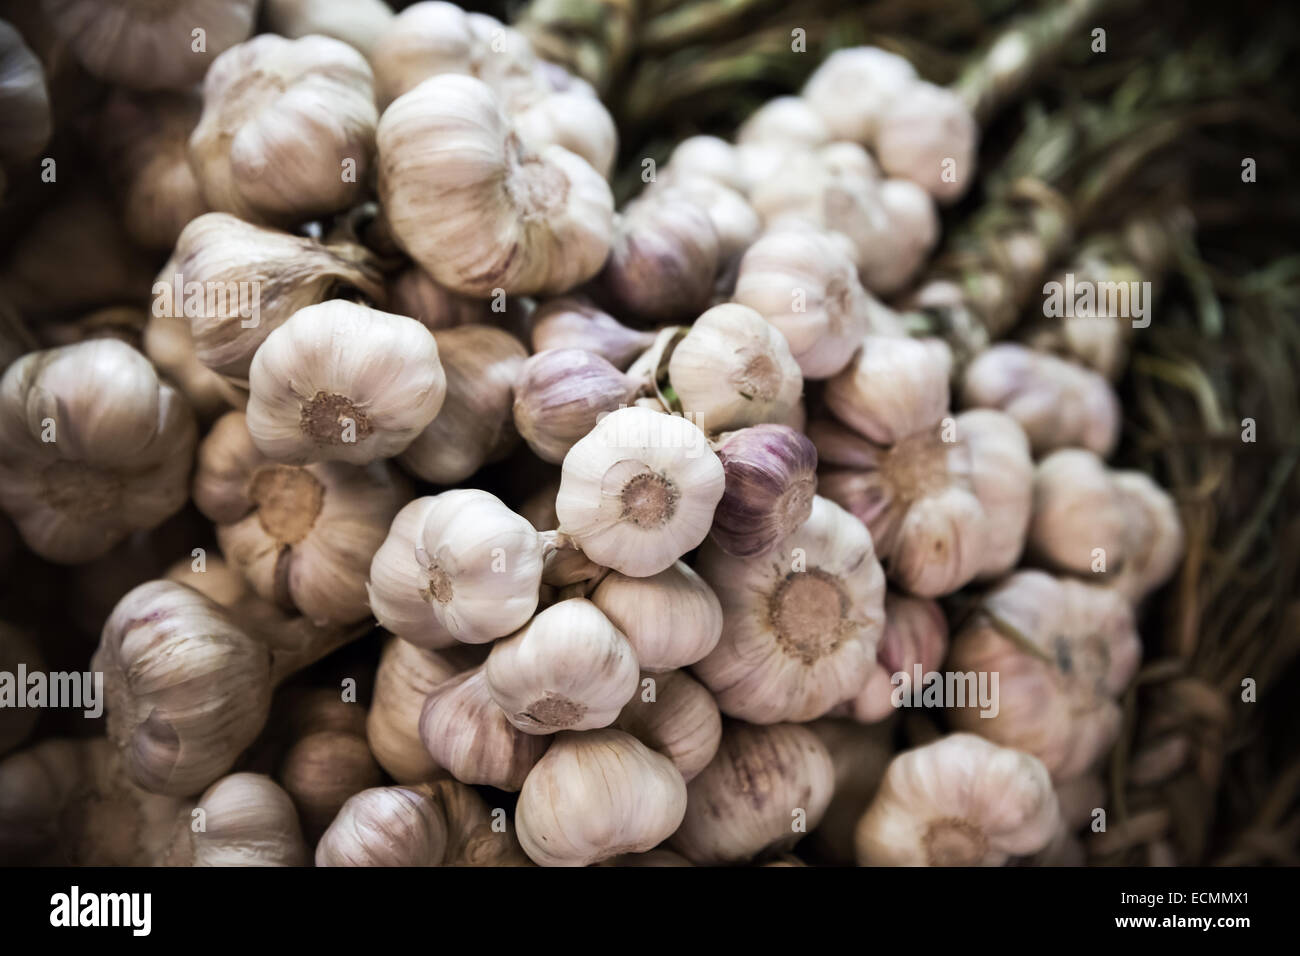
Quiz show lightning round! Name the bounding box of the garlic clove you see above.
[528,296,656,371]
[513,348,636,464]
[614,669,722,782]
[801,46,919,144]
[191,773,307,866]
[709,424,818,558]
[555,405,725,577]
[315,785,448,867]
[516,729,687,866]
[590,561,723,671]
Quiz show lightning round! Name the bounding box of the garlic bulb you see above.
[947,570,1140,780]
[0,21,51,176]
[485,598,640,734]
[1108,471,1184,602]
[516,729,687,866]
[694,495,886,723]
[377,74,613,297]
[174,213,385,381]
[368,636,483,783]
[420,667,550,788]
[737,96,831,148]
[189,34,378,226]
[513,348,636,464]
[190,773,307,866]
[671,722,834,864]
[802,46,919,143]
[856,179,941,295]
[709,425,818,558]
[855,734,1060,866]
[194,411,409,625]
[265,0,394,58]
[95,581,273,796]
[511,87,618,179]
[367,490,545,647]
[388,267,493,331]
[0,339,197,564]
[732,227,876,379]
[529,297,656,370]
[398,326,526,484]
[597,192,720,324]
[144,309,236,424]
[649,176,761,268]
[840,593,948,723]
[668,304,803,433]
[0,624,42,756]
[555,406,725,577]
[42,0,257,90]
[961,344,1121,457]
[316,785,448,867]
[874,81,978,204]
[614,669,722,782]
[246,301,446,466]
[590,561,722,671]
[663,135,747,194]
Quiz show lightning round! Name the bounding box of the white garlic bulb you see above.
[662,135,747,194]
[614,669,722,782]
[555,406,725,577]
[190,773,307,866]
[516,729,687,866]
[855,734,1060,866]
[377,74,613,297]
[801,46,919,143]
[265,0,394,58]
[590,561,722,672]
[485,598,640,734]
[246,301,446,466]
[856,179,941,295]
[189,34,378,226]
[316,785,448,867]
[694,495,886,723]
[737,96,831,148]
[874,81,978,204]
[367,490,545,647]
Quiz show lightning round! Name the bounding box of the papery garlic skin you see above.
[42,0,257,91]
[191,773,307,866]
[0,339,197,564]
[875,81,979,204]
[855,733,1060,866]
[516,729,687,867]
[669,303,803,434]
[841,593,948,724]
[94,581,272,796]
[265,0,394,58]
[671,722,834,864]
[801,47,919,144]
[189,34,378,226]
[246,301,446,466]
[400,326,527,484]
[367,490,545,647]
[694,495,886,723]
[529,297,656,370]
[485,599,640,734]
[709,425,819,558]
[378,74,613,297]
[555,406,725,577]
[316,785,448,867]
[947,571,1140,780]
[513,349,635,464]
[961,344,1121,457]
[614,670,722,782]
[590,562,723,671]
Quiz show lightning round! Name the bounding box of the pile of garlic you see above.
[0,1,1186,868]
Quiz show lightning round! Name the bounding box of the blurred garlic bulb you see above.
[672,722,834,864]
[732,227,876,378]
[194,411,409,625]
[1108,471,1184,601]
[0,624,42,756]
[0,21,51,177]
[144,311,235,423]
[801,46,919,143]
[246,301,446,465]
[708,425,818,558]
[649,177,761,272]
[516,729,687,866]
[367,490,545,647]
[41,0,257,90]
[737,96,831,148]
[855,734,1060,866]
[947,570,1140,780]
[856,179,941,295]
[173,213,385,381]
[420,668,550,788]
[399,326,526,484]
[191,773,307,866]
[0,339,197,564]
[316,785,448,867]
[555,406,725,577]
[840,593,948,724]
[694,495,886,723]
[189,34,378,226]
[874,81,978,205]
[668,304,802,433]
[511,87,618,178]
[485,598,639,734]
[529,297,656,370]
[513,348,636,464]
[95,581,273,796]
[597,192,720,324]
[590,561,722,671]
[663,135,746,194]
[163,554,249,608]
[614,670,722,782]
[265,0,394,58]
[368,636,483,782]
[377,74,613,296]
[961,344,1121,457]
